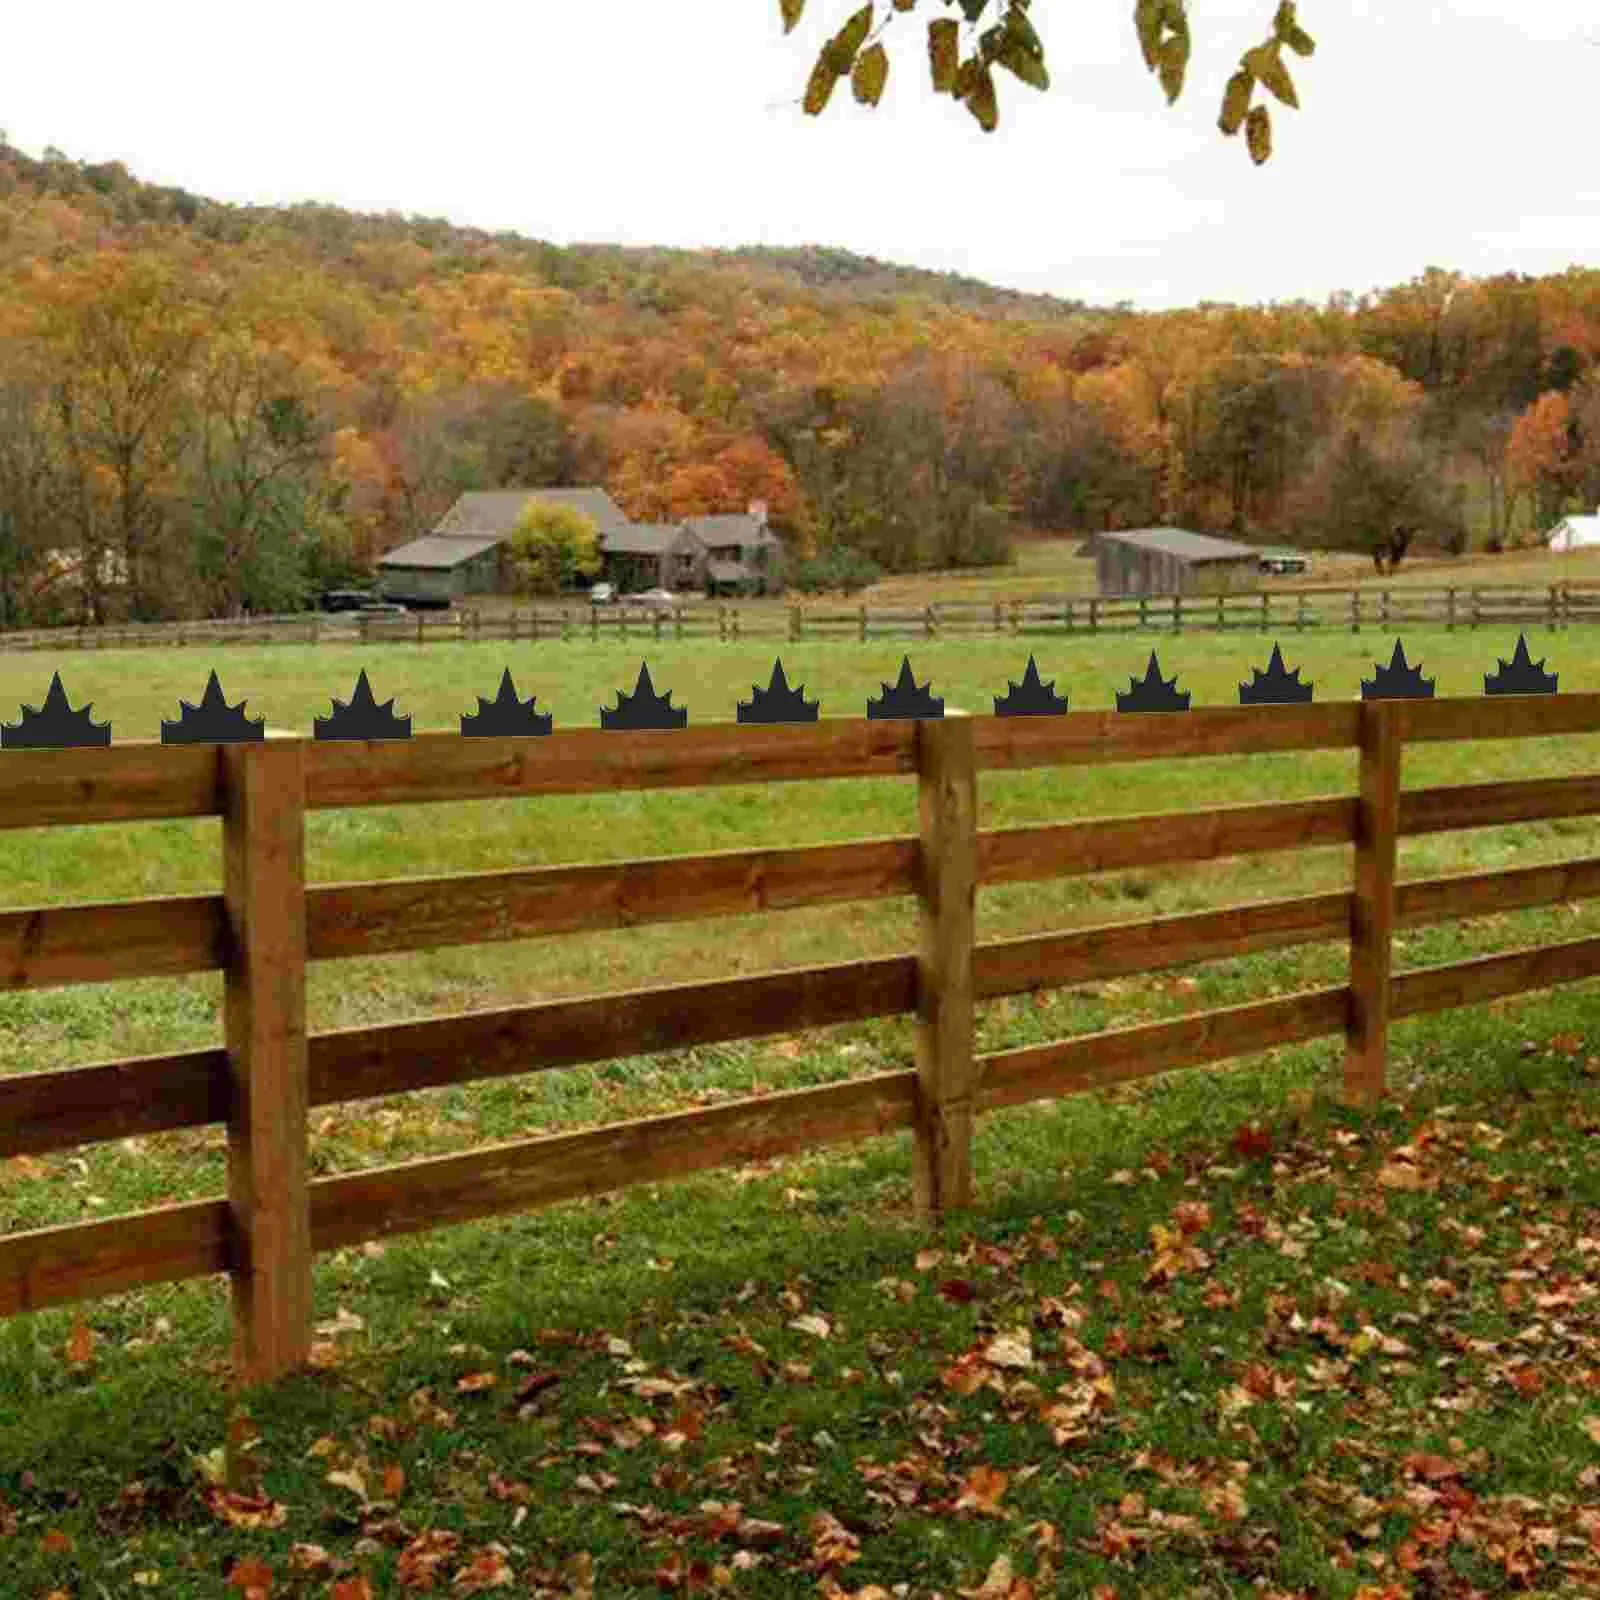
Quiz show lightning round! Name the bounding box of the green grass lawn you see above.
[2,627,1599,1597]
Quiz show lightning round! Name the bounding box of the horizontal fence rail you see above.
[5,580,1600,653]
[1,694,1599,1396]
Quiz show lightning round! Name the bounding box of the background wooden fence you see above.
[3,696,1600,1395]
[3,581,1600,652]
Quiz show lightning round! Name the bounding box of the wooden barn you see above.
[1095,528,1261,597]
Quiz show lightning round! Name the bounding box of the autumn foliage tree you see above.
[503,501,602,597]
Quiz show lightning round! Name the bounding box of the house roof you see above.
[682,513,780,546]
[1097,527,1261,563]
[378,534,502,571]
[600,522,697,554]
[434,488,630,538]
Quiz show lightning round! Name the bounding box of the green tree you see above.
[503,501,602,597]
[781,0,1316,165]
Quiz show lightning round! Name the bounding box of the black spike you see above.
[994,654,1069,716]
[1361,638,1434,701]
[160,670,265,744]
[866,656,943,720]
[460,668,553,736]
[1238,642,1314,705]
[1483,633,1558,696]
[601,661,687,729]
[314,669,412,740]
[1116,651,1190,713]
[1,673,111,748]
[737,657,820,723]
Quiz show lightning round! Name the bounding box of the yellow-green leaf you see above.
[964,62,999,131]
[780,0,806,35]
[835,2,875,59]
[1134,0,1163,70]
[1156,37,1187,105]
[1218,68,1252,135]
[1246,103,1273,165]
[997,37,1049,91]
[803,55,845,116]
[1283,22,1316,57]
[852,42,890,105]
[1272,0,1298,41]
[928,17,960,92]
[1244,41,1298,108]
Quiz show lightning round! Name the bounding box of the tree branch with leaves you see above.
[782,0,1317,165]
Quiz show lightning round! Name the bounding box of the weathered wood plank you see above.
[972,702,1361,771]
[1395,856,1600,926]
[1345,703,1401,1106]
[306,836,920,959]
[0,1048,229,1159]
[304,722,921,808]
[308,1071,919,1252]
[0,743,223,830]
[222,737,311,1386]
[976,986,1350,1112]
[0,894,227,990]
[913,713,977,1220]
[0,1199,231,1317]
[1388,932,1600,1019]
[307,955,921,1106]
[977,796,1356,884]
[1401,775,1600,835]
[972,891,1351,998]
[1393,692,1600,744]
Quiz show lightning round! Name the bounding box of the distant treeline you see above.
[1,140,1598,627]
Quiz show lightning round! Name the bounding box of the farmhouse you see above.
[682,510,787,596]
[379,488,783,604]
[1095,527,1262,597]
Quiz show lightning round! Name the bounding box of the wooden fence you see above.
[4,581,1600,653]
[3,696,1600,1398]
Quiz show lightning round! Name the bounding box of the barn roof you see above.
[378,535,501,571]
[1098,528,1261,563]
[600,522,693,554]
[434,488,631,537]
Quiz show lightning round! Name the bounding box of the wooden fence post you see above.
[1351,590,1361,634]
[222,731,311,1392]
[790,605,801,643]
[1344,700,1401,1108]
[859,603,868,642]
[913,711,977,1222]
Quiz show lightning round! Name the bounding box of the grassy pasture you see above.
[0,626,1598,1596]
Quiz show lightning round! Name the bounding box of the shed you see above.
[377,534,502,607]
[1095,528,1262,597]
[1548,514,1600,552]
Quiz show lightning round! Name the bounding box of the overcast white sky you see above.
[4,2,1598,311]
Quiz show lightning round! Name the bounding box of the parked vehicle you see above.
[317,589,378,613]
[1259,553,1308,575]
[589,582,616,606]
[358,601,410,616]
[624,588,679,610]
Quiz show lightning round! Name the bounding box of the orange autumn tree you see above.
[1507,390,1582,535]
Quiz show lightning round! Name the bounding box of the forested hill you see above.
[2,137,1599,627]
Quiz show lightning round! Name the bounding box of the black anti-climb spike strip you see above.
[737,658,820,724]
[460,668,553,736]
[1361,639,1435,701]
[866,656,944,720]
[994,654,1069,716]
[1484,633,1558,696]
[160,670,265,744]
[601,661,687,730]
[314,669,412,740]
[1238,642,1314,706]
[1116,651,1190,713]
[1,673,112,748]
